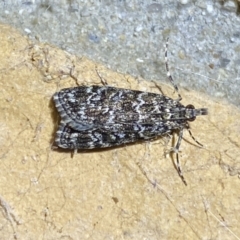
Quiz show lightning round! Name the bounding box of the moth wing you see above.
[53,85,176,131]
[54,121,172,150]
[54,122,139,149]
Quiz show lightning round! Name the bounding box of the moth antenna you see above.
[165,38,182,101]
[95,66,108,85]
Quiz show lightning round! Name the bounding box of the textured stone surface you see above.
[0,24,240,240]
[0,1,240,106]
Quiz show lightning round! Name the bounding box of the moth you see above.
[53,39,208,185]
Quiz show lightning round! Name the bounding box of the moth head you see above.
[186,104,208,122]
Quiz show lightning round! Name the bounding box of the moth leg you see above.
[95,66,108,85]
[165,38,182,101]
[176,151,187,186]
[187,125,204,147]
[171,128,187,186]
[71,148,78,158]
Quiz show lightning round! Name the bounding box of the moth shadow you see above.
[52,137,152,157]
[49,97,61,146]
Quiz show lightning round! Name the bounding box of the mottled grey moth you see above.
[53,39,208,185]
